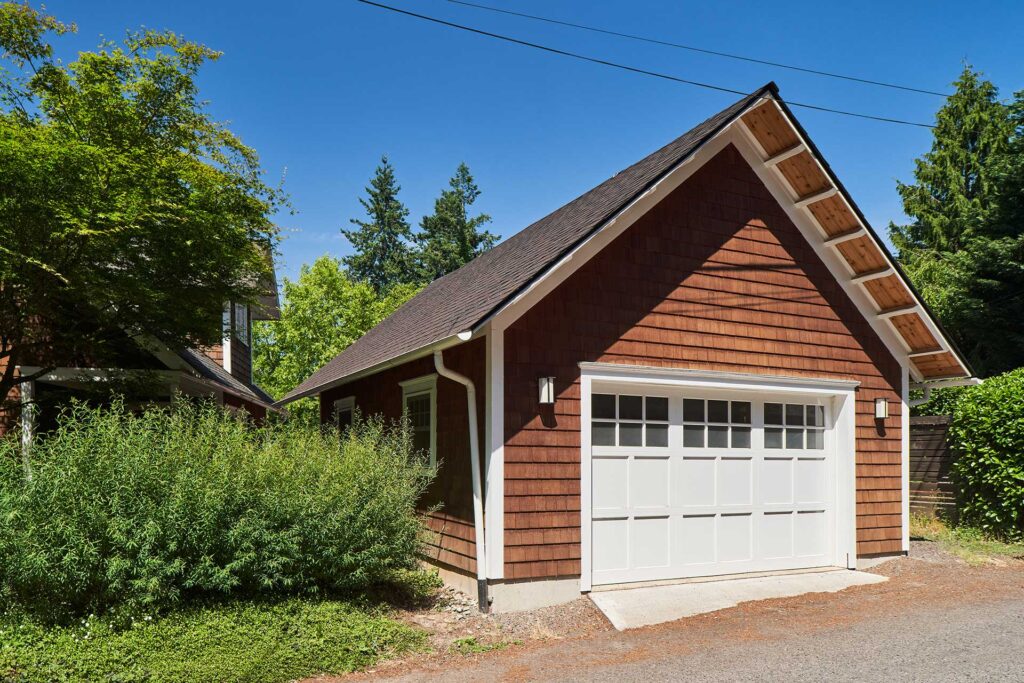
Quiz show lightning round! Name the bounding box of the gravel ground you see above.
[314,541,1024,682]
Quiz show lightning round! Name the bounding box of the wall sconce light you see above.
[875,398,889,419]
[538,377,556,405]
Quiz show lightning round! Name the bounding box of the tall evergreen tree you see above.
[342,156,415,292]
[890,67,1024,376]
[415,163,498,281]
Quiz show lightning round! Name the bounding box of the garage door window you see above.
[765,402,825,450]
[592,394,669,447]
[681,399,751,448]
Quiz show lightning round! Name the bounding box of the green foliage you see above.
[949,368,1024,539]
[415,162,498,282]
[449,636,513,656]
[0,3,281,406]
[0,401,434,614]
[910,385,969,417]
[252,256,420,425]
[890,67,1024,376]
[911,514,1024,565]
[342,155,417,293]
[0,598,426,682]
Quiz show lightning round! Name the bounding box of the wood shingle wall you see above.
[503,144,905,579]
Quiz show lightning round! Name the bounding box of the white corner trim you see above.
[579,371,594,593]
[901,365,911,553]
[485,325,506,579]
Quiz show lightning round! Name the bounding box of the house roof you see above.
[280,83,972,405]
[178,348,277,407]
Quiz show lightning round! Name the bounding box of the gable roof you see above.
[280,84,972,404]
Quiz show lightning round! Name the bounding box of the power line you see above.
[356,0,936,129]
[447,0,951,98]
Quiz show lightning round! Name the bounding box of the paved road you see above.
[347,555,1024,683]
[559,599,1024,682]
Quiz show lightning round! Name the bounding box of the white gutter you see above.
[433,348,488,612]
[908,376,982,408]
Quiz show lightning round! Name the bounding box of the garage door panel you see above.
[795,510,827,557]
[630,456,670,509]
[761,457,794,505]
[717,457,753,506]
[675,457,716,508]
[674,515,716,566]
[760,511,795,559]
[593,518,629,572]
[718,513,753,562]
[632,516,670,569]
[593,456,628,511]
[795,457,828,504]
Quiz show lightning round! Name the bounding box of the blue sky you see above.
[50,1,1024,282]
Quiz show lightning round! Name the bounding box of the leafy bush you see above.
[949,368,1024,539]
[0,402,433,615]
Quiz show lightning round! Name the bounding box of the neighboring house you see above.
[2,279,280,440]
[279,83,977,613]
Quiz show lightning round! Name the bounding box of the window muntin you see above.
[765,402,824,450]
[681,398,752,449]
[591,394,669,448]
[400,375,437,466]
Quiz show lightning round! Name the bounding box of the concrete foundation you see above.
[488,577,582,613]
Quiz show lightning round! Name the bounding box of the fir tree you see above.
[890,67,1024,376]
[415,163,498,281]
[342,156,415,292]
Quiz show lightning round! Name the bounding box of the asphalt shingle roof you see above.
[179,348,277,406]
[280,85,775,404]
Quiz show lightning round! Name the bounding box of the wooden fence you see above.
[909,415,958,516]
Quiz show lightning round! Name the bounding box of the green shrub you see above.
[950,369,1024,540]
[0,402,433,615]
[0,598,426,682]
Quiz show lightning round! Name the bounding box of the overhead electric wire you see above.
[447,0,951,98]
[356,0,936,129]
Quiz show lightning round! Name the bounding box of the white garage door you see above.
[589,388,836,586]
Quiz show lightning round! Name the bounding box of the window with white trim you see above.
[401,375,437,466]
[333,396,355,432]
[765,402,825,449]
[591,393,669,447]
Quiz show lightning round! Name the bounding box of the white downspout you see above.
[433,349,488,612]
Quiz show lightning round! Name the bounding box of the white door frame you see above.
[579,363,859,592]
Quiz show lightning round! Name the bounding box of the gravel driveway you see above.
[321,541,1024,682]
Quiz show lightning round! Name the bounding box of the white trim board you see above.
[484,325,505,579]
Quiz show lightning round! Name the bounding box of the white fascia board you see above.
[579,362,860,395]
[901,366,911,553]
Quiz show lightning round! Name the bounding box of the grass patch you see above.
[910,514,1024,565]
[0,598,427,683]
[449,636,517,656]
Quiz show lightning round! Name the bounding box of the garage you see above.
[582,366,858,588]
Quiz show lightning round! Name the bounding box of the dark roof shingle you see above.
[280,85,775,403]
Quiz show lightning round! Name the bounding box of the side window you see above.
[591,393,669,448]
[400,375,437,466]
[233,302,249,346]
[765,403,825,449]
[333,396,355,432]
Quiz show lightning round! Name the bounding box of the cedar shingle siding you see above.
[502,145,903,579]
[319,338,486,574]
